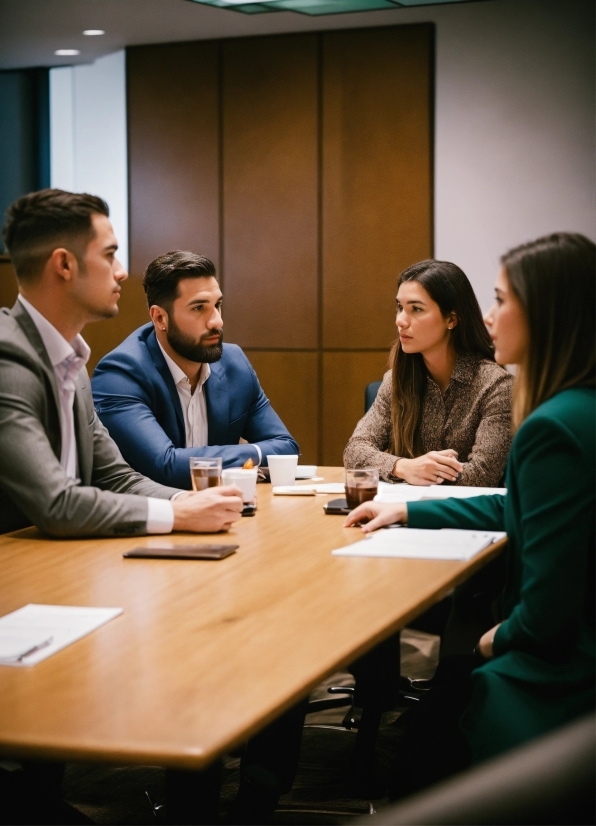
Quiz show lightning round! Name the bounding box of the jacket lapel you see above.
[146,329,186,440]
[73,374,93,485]
[205,361,229,446]
[11,301,62,419]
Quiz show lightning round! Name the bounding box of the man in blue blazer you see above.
[92,250,298,490]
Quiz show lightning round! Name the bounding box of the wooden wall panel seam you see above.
[221,34,319,350]
[218,41,225,290]
[316,32,324,470]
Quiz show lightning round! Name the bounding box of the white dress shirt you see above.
[157,340,262,465]
[18,296,174,533]
[158,340,211,447]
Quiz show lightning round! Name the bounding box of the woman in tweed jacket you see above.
[344,260,513,487]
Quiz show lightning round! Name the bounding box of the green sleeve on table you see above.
[491,414,593,661]
[407,494,506,531]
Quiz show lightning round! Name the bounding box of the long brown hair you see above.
[501,233,595,430]
[390,259,494,458]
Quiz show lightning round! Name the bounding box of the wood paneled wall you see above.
[128,24,434,465]
[127,42,220,273]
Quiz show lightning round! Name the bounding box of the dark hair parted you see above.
[390,259,494,459]
[143,251,217,311]
[501,232,595,429]
[2,188,109,282]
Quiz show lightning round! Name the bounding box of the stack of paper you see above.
[374,482,506,504]
[332,528,506,561]
[0,604,123,667]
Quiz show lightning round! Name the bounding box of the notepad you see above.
[332,529,506,561]
[374,482,506,504]
[0,604,123,667]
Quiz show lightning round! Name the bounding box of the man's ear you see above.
[48,247,78,283]
[150,305,168,331]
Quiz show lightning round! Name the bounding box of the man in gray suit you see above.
[1,189,305,825]
[0,188,243,537]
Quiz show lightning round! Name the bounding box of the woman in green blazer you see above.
[346,232,595,765]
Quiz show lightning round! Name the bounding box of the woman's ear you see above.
[447,312,458,330]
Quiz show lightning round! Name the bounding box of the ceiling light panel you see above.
[187,0,491,13]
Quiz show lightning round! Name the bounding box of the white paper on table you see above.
[273,483,345,495]
[0,629,54,663]
[0,604,123,667]
[332,529,506,561]
[374,482,506,504]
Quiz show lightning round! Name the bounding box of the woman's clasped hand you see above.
[393,449,462,485]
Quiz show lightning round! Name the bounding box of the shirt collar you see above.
[157,338,210,390]
[18,295,90,368]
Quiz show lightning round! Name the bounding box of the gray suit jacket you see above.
[0,302,180,536]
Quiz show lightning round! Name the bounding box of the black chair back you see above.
[364,381,382,413]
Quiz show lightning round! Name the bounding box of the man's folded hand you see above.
[172,485,244,533]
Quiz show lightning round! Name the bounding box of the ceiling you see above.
[0,0,490,71]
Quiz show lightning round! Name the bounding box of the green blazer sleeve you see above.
[408,388,595,664]
[492,411,594,660]
[408,494,506,532]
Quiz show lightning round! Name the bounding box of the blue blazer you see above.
[92,324,299,489]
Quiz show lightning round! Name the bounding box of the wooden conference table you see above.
[0,468,505,770]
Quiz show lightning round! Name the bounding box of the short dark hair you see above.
[143,251,217,311]
[2,188,109,282]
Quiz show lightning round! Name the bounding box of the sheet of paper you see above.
[273,486,315,495]
[313,483,345,494]
[0,604,123,667]
[374,482,506,504]
[332,529,506,561]
[273,483,345,495]
[0,629,54,663]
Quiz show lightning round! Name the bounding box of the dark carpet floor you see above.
[60,629,439,825]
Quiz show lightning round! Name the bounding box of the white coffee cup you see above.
[221,468,258,503]
[266,455,299,487]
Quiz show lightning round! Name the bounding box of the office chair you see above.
[304,377,432,795]
[356,712,595,825]
[364,380,382,413]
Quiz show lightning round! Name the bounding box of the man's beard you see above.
[166,318,223,363]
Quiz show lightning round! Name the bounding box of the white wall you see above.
[48,1,595,309]
[431,0,595,311]
[50,51,128,270]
